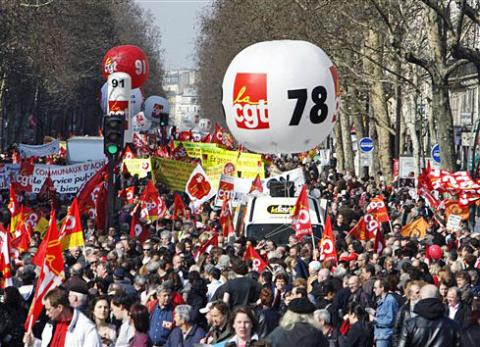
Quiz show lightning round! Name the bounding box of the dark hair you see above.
[346,302,367,322]
[211,300,230,318]
[364,264,376,278]
[130,303,150,333]
[455,271,471,284]
[45,288,70,308]
[231,306,258,335]
[111,293,134,311]
[231,257,249,276]
[89,295,111,321]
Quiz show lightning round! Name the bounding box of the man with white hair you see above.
[397,284,460,347]
[314,309,338,347]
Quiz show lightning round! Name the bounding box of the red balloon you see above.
[428,244,443,260]
[101,45,149,89]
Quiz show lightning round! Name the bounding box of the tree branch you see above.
[20,0,54,8]
[405,52,434,78]
[419,0,454,31]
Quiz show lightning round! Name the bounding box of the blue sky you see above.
[136,0,213,70]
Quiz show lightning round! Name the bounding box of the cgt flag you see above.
[219,194,235,238]
[366,196,390,223]
[319,215,337,263]
[249,174,264,194]
[0,225,13,288]
[59,198,85,251]
[185,164,216,205]
[292,185,312,239]
[243,244,268,273]
[347,214,378,241]
[130,205,149,242]
[194,233,218,262]
[25,209,65,331]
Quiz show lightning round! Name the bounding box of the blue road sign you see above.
[431,144,441,163]
[359,137,374,153]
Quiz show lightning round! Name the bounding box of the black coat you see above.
[393,301,414,346]
[266,322,328,347]
[461,325,480,347]
[397,298,461,347]
[338,321,373,347]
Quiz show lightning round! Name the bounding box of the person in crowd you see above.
[223,257,262,309]
[218,306,259,347]
[201,300,233,344]
[0,287,27,347]
[392,280,423,345]
[371,278,399,347]
[148,282,174,346]
[266,297,328,347]
[165,304,206,347]
[90,296,117,347]
[314,309,339,347]
[129,303,151,347]
[23,287,101,347]
[338,302,373,347]
[111,293,135,347]
[461,309,480,347]
[445,286,471,328]
[397,284,461,347]
[254,287,281,338]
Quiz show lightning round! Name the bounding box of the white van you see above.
[235,195,325,245]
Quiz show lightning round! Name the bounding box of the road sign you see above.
[431,144,441,163]
[359,137,374,153]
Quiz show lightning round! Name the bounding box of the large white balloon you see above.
[132,112,152,132]
[144,96,170,123]
[222,40,340,154]
[100,82,143,115]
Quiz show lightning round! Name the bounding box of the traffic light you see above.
[159,113,169,127]
[103,115,124,158]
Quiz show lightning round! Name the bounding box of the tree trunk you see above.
[340,111,355,173]
[432,79,456,170]
[404,95,421,175]
[367,29,392,180]
[335,117,345,172]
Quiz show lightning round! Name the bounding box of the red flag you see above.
[249,174,264,194]
[292,185,313,239]
[94,182,107,230]
[0,226,13,288]
[139,180,166,221]
[366,196,390,223]
[119,186,136,205]
[319,215,337,263]
[123,146,137,159]
[38,171,58,206]
[130,205,149,242]
[347,214,377,241]
[243,244,268,273]
[194,233,218,262]
[59,198,84,251]
[212,123,235,149]
[373,229,385,254]
[25,209,65,331]
[11,206,31,254]
[200,133,212,143]
[8,184,19,217]
[12,151,20,164]
[77,164,107,215]
[177,130,193,142]
[172,194,187,220]
[219,195,235,237]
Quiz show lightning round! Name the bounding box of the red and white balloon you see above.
[101,45,149,89]
[222,40,340,154]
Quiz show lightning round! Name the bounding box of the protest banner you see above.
[150,157,196,192]
[123,158,151,178]
[263,167,306,196]
[18,139,60,158]
[214,174,253,208]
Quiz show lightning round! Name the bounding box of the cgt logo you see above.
[233,73,269,129]
[267,205,294,215]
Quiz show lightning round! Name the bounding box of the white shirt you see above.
[448,303,460,320]
[115,318,134,347]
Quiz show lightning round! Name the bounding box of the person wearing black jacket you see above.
[397,284,461,347]
[461,309,480,347]
[338,302,373,347]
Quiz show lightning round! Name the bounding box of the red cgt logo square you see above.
[233,73,269,129]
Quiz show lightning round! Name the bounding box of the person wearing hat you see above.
[66,277,90,315]
[266,297,328,347]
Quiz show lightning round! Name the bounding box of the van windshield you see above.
[246,224,323,245]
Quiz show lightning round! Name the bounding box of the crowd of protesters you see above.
[1,149,480,347]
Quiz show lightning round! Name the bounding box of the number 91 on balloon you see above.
[222,40,340,154]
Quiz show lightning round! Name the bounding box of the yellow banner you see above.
[150,157,196,192]
[123,158,151,178]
